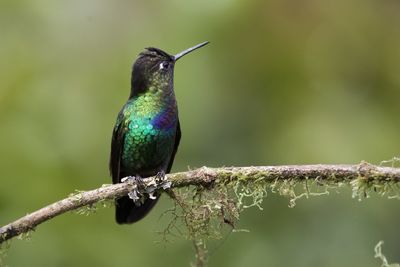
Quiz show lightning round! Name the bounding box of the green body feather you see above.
[118,87,178,173]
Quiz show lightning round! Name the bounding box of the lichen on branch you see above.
[157,163,400,266]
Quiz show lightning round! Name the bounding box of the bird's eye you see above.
[159,62,169,70]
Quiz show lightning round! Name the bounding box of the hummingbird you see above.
[109,41,209,224]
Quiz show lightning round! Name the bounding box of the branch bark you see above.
[1,163,399,244]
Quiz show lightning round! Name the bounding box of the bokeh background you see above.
[1,0,399,266]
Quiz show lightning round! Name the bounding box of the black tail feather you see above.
[115,195,160,224]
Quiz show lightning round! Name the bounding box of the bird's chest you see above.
[121,110,177,172]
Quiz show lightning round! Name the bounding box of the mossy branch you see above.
[1,162,400,245]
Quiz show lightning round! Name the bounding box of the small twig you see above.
[192,239,207,267]
[1,163,399,244]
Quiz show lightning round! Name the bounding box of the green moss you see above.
[374,241,400,267]
[16,231,32,241]
[70,190,114,216]
[350,175,400,201]
[164,167,400,264]
[380,156,400,168]
[0,240,10,267]
[74,199,113,216]
[1,231,34,266]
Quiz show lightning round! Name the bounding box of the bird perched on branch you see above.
[109,42,209,224]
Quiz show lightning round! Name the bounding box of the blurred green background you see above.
[1,0,399,266]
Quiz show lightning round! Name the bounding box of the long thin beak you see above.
[173,41,210,61]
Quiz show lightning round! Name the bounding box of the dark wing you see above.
[166,119,181,173]
[109,111,128,184]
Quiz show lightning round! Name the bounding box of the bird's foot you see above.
[156,171,171,190]
[144,171,172,199]
[122,175,145,206]
[121,175,136,183]
[122,172,171,204]
[121,175,145,188]
[147,171,170,199]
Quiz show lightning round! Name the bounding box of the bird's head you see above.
[130,42,209,97]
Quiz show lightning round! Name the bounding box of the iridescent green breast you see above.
[120,92,178,173]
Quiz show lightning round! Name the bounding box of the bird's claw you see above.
[123,172,171,205]
[155,171,166,182]
[148,192,157,200]
[128,190,142,206]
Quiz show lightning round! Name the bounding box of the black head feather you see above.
[140,47,174,61]
[130,47,175,97]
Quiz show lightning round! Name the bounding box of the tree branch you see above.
[1,163,399,244]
